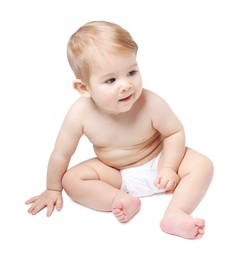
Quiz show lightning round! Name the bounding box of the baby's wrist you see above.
[46,188,63,192]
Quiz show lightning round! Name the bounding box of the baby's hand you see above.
[154,167,180,192]
[25,190,63,217]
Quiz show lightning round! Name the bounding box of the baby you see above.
[25,21,213,239]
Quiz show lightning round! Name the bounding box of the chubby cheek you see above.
[92,89,116,108]
[102,93,115,106]
[134,73,143,88]
[134,77,143,95]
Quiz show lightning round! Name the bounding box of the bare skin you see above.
[160,148,213,239]
[160,212,205,239]
[60,147,213,239]
[112,193,141,223]
[61,157,142,223]
[25,50,214,239]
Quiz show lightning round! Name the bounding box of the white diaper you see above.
[120,152,165,197]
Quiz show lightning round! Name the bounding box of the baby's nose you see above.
[120,81,132,93]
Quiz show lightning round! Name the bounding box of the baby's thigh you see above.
[63,157,122,189]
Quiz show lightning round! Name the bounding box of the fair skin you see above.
[25,52,213,239]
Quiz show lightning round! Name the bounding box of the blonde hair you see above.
[67,21,138,84]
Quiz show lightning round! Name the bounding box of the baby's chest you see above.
[84,119,154,147]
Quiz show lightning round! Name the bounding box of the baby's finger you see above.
[29,201,47,215]
[155,178,168,189]
[164,180,175,191]
[27,203,36,214]
[46,203,55,217]
[154,177,161,188]
[55,199,63,211]
[25,196,39,205]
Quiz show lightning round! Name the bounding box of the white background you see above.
[0,0,243,259]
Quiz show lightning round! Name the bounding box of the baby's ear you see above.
[73,79,91,98]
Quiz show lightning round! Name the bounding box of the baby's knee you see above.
[180,149,214,180]
[195,154,214,185]
[202,155,214,177]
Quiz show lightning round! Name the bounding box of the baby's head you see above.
[67,21,138,85]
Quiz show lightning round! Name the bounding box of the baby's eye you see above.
[105,78,116,84]
[128,70,137,76]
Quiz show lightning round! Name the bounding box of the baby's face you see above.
[88,52,143,115]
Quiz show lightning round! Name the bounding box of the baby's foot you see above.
[160,211,205,239]
[112,194,141,223]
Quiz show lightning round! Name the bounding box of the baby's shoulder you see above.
[69,96,91,112]
[142,88,167,106]
[141,89,174,120]
[64,97,92,123]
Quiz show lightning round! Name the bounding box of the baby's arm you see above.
[150,92,186,191]
[25,100,84,216]
[155,130,184,192]
[25,148,71,216]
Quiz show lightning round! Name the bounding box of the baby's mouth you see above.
[118,94,132,102]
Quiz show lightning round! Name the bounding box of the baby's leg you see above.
[62,158,140,222]
[160,148,213,239]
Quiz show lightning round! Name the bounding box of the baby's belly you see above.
[94,138,164,169]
